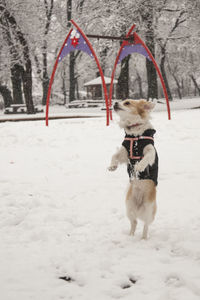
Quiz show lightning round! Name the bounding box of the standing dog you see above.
[108,99,158,239]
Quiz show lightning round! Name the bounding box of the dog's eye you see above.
[124,101,130,106]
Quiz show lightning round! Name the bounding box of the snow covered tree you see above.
[155,3,187,100]
[0,0,35,113]
[0,1,23,105]
[139,0,158,100]
[183,0,200,95]
[41,0,54,105]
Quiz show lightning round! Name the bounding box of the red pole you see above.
[71,20,110,126]
[45,29,73,126]
[134,32,171,120]
[109,24,136,121]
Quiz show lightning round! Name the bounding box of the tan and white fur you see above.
[108,99,157,239]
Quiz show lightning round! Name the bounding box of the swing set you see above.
[45,19,171,126]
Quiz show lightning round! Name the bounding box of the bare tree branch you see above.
[162,10,187,48]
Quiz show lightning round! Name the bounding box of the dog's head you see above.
[113,99,155,135]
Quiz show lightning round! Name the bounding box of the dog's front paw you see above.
[108,165,118,171]
[134,161,146,173]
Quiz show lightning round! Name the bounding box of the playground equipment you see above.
[46,20,171,126]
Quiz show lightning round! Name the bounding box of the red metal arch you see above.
[134,32,171,120]
[109,26,171,120]
[46,20,110,126]
[46,28,73,126]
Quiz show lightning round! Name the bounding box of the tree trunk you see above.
[146,58,158,100]
[136,70,144,98]
[11,64,23,104]
[67,0,76,102]
[42,40,49,105]
[0,84,13,107]
[160,48,173,100]
[0,2,35,113]
[190,75,200,96]
[168,61,182,99]
[62,67,67,105]
[181,78,186,97]
[0,9,23,105]
[22,60,35,114]
[173,74,182,99]
[75,75,80,99]
[69,52,76,101]
[117,55,130,99]
[21,48,34,113]
[42,0,54,105]
[142,4,158,100]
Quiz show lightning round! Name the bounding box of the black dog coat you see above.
[122,129,158,185]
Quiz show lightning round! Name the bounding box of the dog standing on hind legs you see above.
[108,99,158,239]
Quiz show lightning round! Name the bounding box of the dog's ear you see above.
[139,100,155,111]
[137,100,155,118]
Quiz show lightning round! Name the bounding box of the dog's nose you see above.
[114,102,119,111]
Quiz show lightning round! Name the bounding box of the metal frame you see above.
[86,34,134,41]
[46,20,110,126]
[46,21,171,127]
[109,26,171,121]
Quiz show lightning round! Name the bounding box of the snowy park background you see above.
[1,0,200,299]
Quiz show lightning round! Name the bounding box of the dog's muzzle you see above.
[114,102,123,111]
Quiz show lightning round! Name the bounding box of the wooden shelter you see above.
[84,76,118,100]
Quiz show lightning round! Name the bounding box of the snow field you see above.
[0,108,200,300]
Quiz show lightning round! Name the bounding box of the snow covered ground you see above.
[1,103,200,300]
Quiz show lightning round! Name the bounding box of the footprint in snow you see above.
[59,275,137,289]
[165,273,184,287]
[121,277,137,289]
[59,276,74,283]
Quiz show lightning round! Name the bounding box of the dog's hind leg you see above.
[141,182,157,239]
[141,204,156,239]
[142,223,149,239]
[126,183,138,236]
[130,219,137,236]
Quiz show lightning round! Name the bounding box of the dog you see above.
[108,99,158,239]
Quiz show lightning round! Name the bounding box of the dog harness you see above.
[122,129,158,185]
